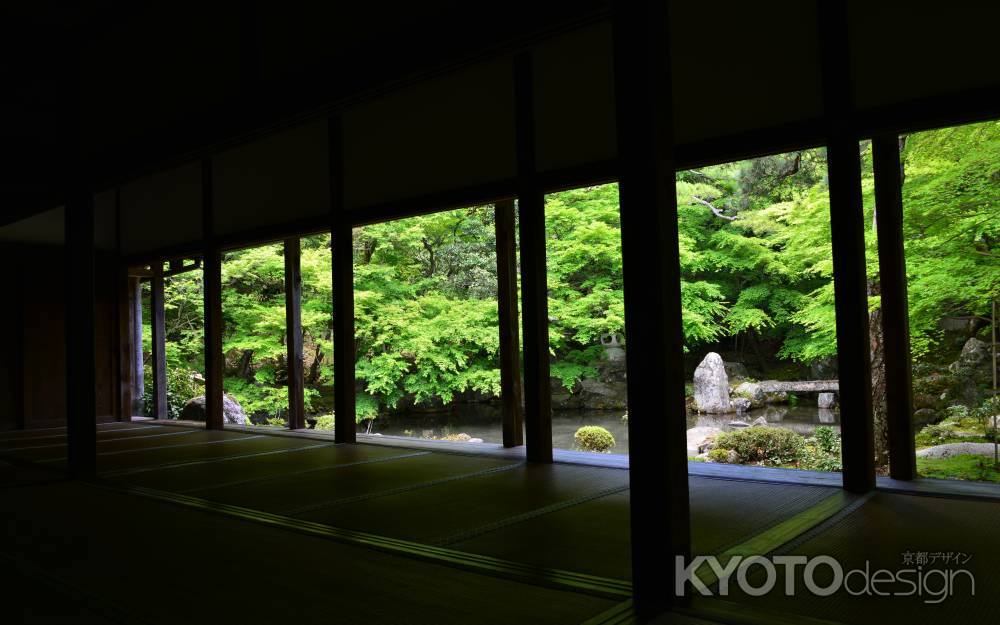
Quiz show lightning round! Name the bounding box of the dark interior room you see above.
[1,1,998,623]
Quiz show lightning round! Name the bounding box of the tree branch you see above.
[691,195,737,221]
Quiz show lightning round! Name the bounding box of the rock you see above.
[732,397,752,413]
[726,450,740,463]
[693,352,731,413]
[913,392,940,411]
[916,442,999,459]
[810,357,838,380]
[180,394,248,425]
[763,390,789,404]
[817,392,836,409]
[549,360,628,410]
[959,338,990,367]
[913,408,941,428]
[750,416,769,427]
[734,382,765,404]
[724,361,749,381]
[686,426,723,455]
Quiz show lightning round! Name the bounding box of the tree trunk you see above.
[235,349,254,381]
[307,345,323,384]
[869,280,889,469]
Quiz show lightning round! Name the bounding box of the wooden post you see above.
[117,269,134,421]
[330,117,356,443]
[613,0,691,614]
[65,192,97,478]
[113,188,131,422]
[202,158,225,430]
[821,2,876,493]
[873,135,917,480]
[132,277,144,415]
[495,199,524,448]
[514,53,552,463]
[284,238,306,430]
[150,268,168,419]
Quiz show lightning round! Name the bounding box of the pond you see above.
[366,403,841,455]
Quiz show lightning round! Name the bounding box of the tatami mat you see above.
[295,462,630,543]
[714,491,1000,625]
[1,481,616,625]
[186,452,517,511]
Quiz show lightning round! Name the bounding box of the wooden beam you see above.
[202,158,225,430]
[821,2,876,493]
[65,191,97,478]
[330,116,356,443]
[873,134,917,480]
[514,52,552,463]
[284,238,306,430]
[150,269,168,419]
[495,199,524,448]
[612,0,691,615]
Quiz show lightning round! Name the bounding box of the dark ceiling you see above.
[0,1,609,226]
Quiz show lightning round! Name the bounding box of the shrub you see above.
[313,415,335,431]
[915,423,953,446]
[713,426,804,466]
[574,426,616,453]
[707,448,732,463]
[945,405,971,421]
[974,397,1000,439]
[143,366,203,419]
[812,426,840,455]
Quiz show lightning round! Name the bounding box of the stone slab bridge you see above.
[757,380,840,393]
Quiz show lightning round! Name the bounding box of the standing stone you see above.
[693,352,731,413]
[818,392,836,409]
[180,394,248,425]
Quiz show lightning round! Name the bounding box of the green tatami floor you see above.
[2,421,997,625]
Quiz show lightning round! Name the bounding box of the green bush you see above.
[799,426,842,472]
[915,423,954,447]
[143,366,203,419]
[574,426,616,453]
[313,415,335,431]
[714,426,804,466]
[812,426,840,455]
[707,448,732,463]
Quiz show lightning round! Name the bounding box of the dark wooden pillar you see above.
[202,158,225,430]
[150,269,168,419]
[330,117,356,443]
[495,199,524,448]
[821,2,876,492]
[65,193,97,478]
[117,270,134,421]
[284,238,306,430]
[514,53,552,463]
[112,189,127,422]
[873,135,917,480]
[132,277,144,415]
[613,0,691,615]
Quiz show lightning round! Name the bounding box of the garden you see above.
[142,120,998,482]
